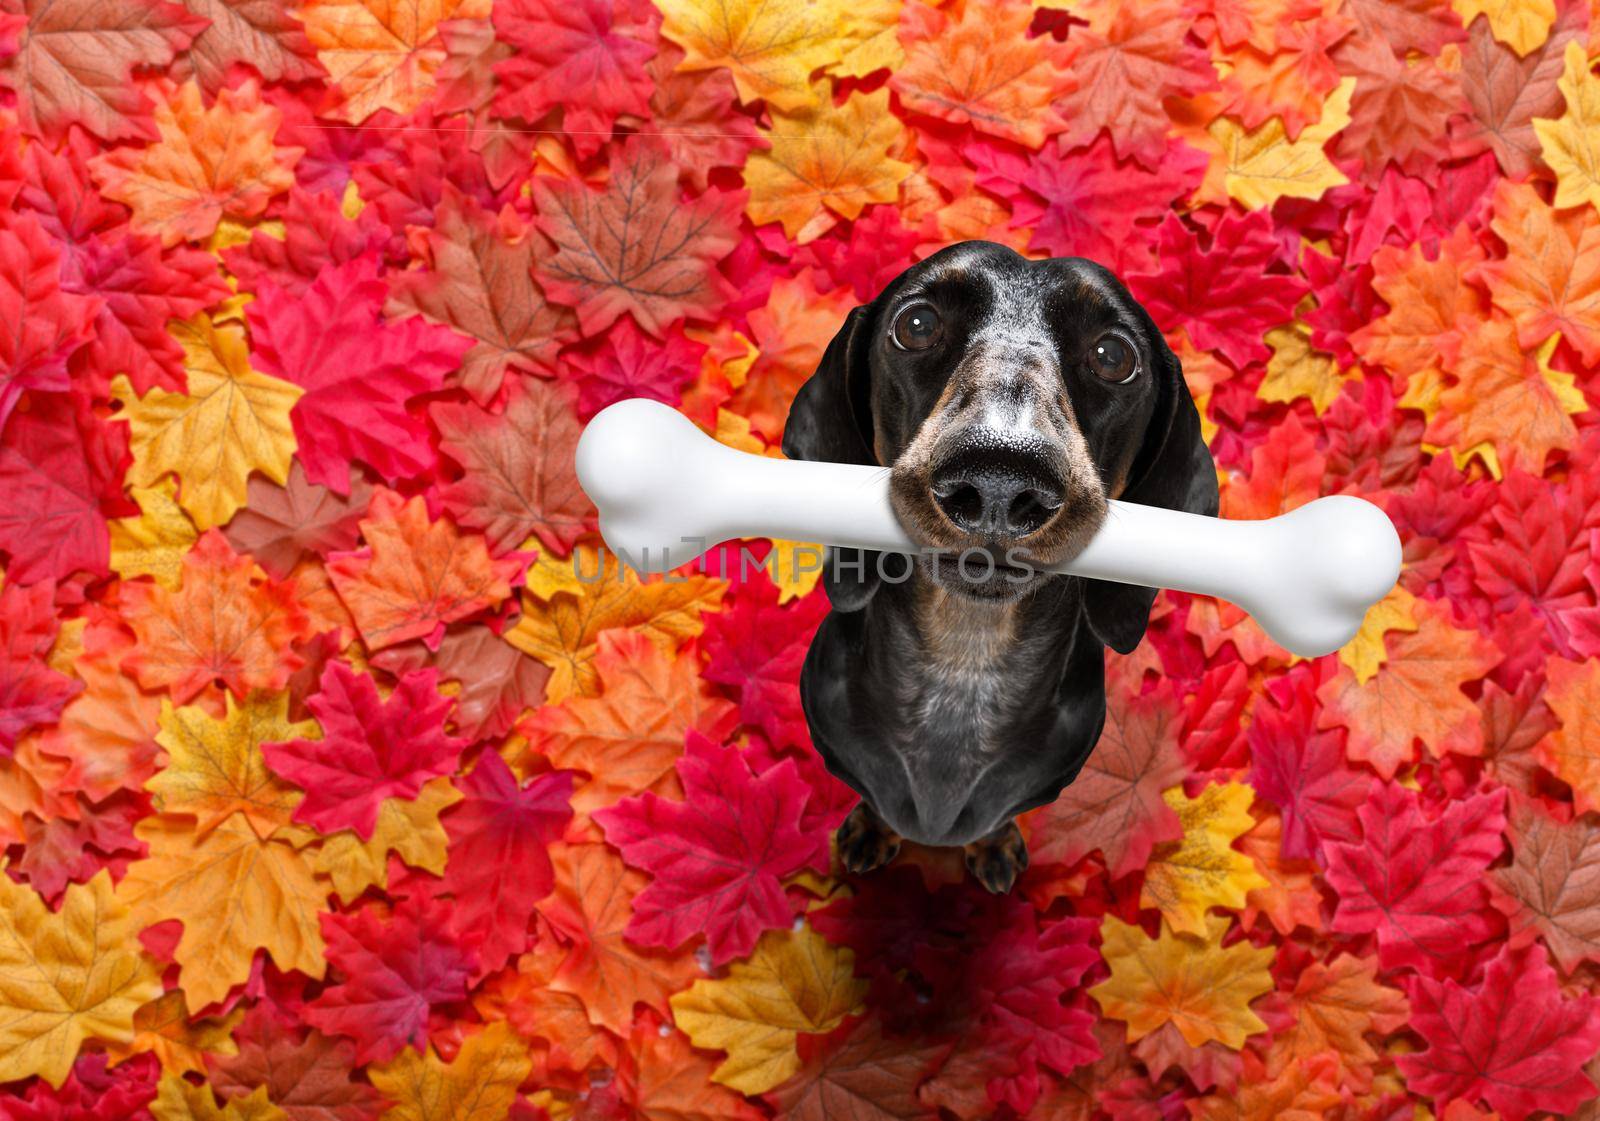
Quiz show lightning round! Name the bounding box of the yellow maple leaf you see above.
[1455,0,1557,55]
[145,691,317,840]
[368,1021,531,1121]
[151,1075,286,1121]
[1536,41,1600,212]
[110,478,199,589]
[1209,77,1353,209]
[0,871,163,1088]
[115,316,302,532]
[298,0,489,123]
[744,86,913,243]
[657,0,852,111]
[671,922,866,1094]
[311,777,462,904]
[118,814,328,1012]
[89,79,300,248]
[1258,321,1353,415]
[1141,781,1269,936]
[106,989,242,1076]
[833,0,904,78]
[1339,584,1421,685]
[506,544,724,703]
[1090,913,1274,1050]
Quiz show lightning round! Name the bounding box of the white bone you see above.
[574,399,1402,658]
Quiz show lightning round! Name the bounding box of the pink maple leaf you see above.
[0,211,99,433]
[0,579,83,755]
[262,661,469,839]
[1129,210,1309,367]
[593,730,816,965]
[1323,781,1508,971]
[1399,942,1600,1121]
[700,576,828,752]
[247,254,473,494]
[304,900,478,1065]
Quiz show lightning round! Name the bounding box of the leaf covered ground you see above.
[2,0,1600,1119]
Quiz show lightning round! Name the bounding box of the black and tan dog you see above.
[782,241,1217,893]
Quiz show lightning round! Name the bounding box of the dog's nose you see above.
[930,453,1064,538]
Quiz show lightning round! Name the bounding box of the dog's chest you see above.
[896,589,1026,754]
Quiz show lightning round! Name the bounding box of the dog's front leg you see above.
[835,802,902,875]
[964,820,1029,894]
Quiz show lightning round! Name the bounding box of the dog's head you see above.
[782,241,1218,652]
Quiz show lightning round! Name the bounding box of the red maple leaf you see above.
[1332,33,1465,182]
[794,206,920,304]
[223,186,389,298]
[262,661,470,839]
[0,391,125,585]
[5,1052,160,1121]
[1129,210,1309,368]
[1399,942,1600,1121]
[16,790,143,902]
[1246,661,1370,860]
[593,730,815,965]
[562,315,702,419]
[304,899,478,1065]
[1323,781,1508,971]
[699,576,828,751]
[208,1004,386,1121]
[533,136,743,336]
[492,0,657,157]
[432,750,573,977]
[246,254,473,493]
[0,579,83,755]
[0,211,99,433]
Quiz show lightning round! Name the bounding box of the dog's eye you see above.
[1089,333,1137,383]
[890,302,943,351]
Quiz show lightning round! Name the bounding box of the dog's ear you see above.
[782,303,883,612]
[1083,334,1219,654]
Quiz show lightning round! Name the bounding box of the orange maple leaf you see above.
[89,78,300,247]
[1316,597,1502,778]
[891,0,1075,149]
[297,0,489,122]
[326,487,522,652]
[1258,952,1408,1086]
[729,269,857,443]
[537,841,702,1034]
[1536,655,1600,816]
[121,530,312,704]
[1474,179,1600,366]
[1220,413,1327,521]
[519,629,738,819]
[1350,225,1488,383]
[1237,810,1324,936]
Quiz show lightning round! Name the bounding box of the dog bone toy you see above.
[575,399,1402,658]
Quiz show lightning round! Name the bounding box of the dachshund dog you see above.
[781,241,1217,893]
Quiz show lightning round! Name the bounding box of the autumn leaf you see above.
[90,79,300,248]
[1021,674,1186,878]
[1316,596,1502,777]
[178,0,321,91]
[386,187,575,404]
[262,661,467,839]
[506,545,724,702]
[121,530,312,704]
[1220,412,1326,522]
[655,0,851,111]
[297,0,489,122]
[207,1005,386,1121]
[110,478,199,588]
[0,210,99,435]
[1090,913,1274,1050]
[0,579,82,756]
[115,314,302,531]
[1332,33,1465,179]
[108,989,243,1077]
[1209,77,1353,208]
[1487,795,1600,972]
[150,1075,285,1121]
[1452,0,1584,176]
[0,871,162,1088]
[387,624,551,743]
[1534,40,1600,211]
[431,377,595,555]
[1350,224,1488,382]
[891,0,1074,149]
[1456,0,1557,56]
[1474,178,1600,365]
[327,488,521,652]
[1537,655,1600,814]
[766,1015,946,1121]
[671,922,867,1094]
[1322,781,1507,969]
[221,462,372,582]
[728,268,856,440]
[1398,941,1600,1121]
[1260,952,1407,1079]
[522,628,737,816]
[146,691,315,840]
[533,136,744,336]
[366,1021,530,1121]
[1258,320,1352,415]
[1141,781,1269,937]
[118,813,328,1012]
[0,0,203,141]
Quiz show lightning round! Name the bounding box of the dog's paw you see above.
[836,803,901,876]
[964,821,1029,894]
